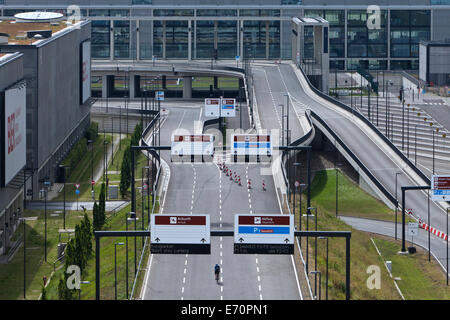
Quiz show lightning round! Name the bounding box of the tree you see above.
[81,212,92,258]
[120,145,131,198]
[41,286,47,300]
[99,183,106,228]
[92,201,100,231]
[57,275,74,300]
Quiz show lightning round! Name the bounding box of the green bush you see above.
[85,122,99,141]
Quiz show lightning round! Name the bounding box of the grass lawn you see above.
[372,237,450,300]
[0,189,158,300]
[293,169,429,299]
[54,134,113,202]
[0,209,91,300]
[307,169,397,221]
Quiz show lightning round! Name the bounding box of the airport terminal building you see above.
[1,0,450,71]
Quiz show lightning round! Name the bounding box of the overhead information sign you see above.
[150,214,210,254]
[431,175,450,201]
[230,134,272,162]
[205,98,220,117]
[221,98,236,117]
[234,214,294,254]
[171,134,214,162]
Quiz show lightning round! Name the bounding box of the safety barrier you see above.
[310,110,397,207]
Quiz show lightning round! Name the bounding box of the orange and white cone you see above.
[262,180,266,191]
[248,179,252,189]
[238,176,242,186]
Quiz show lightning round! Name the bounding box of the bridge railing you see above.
[296,65,431,186]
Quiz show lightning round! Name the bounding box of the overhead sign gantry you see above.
[230,134,272,163]
[171,134,214,163]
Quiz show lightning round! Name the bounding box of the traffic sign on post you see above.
[156,91,165,101]
[220,98,236,117]
[234,214,294,254]
[431,175,450,201]
[150,214,210,254]
[205,98,220,117]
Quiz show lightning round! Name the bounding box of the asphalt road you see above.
[142,102,303,300]
[269,62,450,251]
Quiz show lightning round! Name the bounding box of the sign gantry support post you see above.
[401,185,430,253]
[94,229,351,300]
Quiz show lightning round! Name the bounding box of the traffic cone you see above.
[248,179,252,189]
[262,180,266,191]
[238,176,242,186]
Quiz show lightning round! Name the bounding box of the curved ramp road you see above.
[254,62,449,253]
[142,104,303,300]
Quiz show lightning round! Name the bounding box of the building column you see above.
[110,21,114,61]
[239,20,244,59]
[188,20,192,61]
[129,74,135,99]
[162,21,166,59]
[102,75,108,98]
[183,76,192,99]
[137,20,140,61]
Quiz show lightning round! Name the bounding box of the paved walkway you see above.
[45,133,125,201]
[26,200,129,212]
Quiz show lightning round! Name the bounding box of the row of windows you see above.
[331,59,419,71]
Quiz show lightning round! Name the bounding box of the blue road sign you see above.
[238,226,291,234]
[156,91,165,101]
[75,189,80,195]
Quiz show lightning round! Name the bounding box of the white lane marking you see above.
[290,254,304,300]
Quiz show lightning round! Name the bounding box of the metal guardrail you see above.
[297,66,431,186]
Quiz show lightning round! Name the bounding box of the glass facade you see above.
[390,10,430,58]
[92,20,110,59]
[196,21,215,59]
[1,6,434,70]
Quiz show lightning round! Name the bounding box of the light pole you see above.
[41,188,47,262]
[20,215,26,299]
[308,206,318,295]
[293,163,301,229]
[126,211,137,299]
[59,165,69,229]
[279,104,285,147]
[447,207,449,286]
[310,270,321,300]
[395,172,402,240]
[78,280,90,300]
[88,139,94,195]
[114,242,124,300]
[319,237,329,300]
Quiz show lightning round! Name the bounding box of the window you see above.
[240,9,280,17]
[92,20,110,59]
[197,9,237,16]
[114,20,130,59]
[132,0,152,4]
[154,9,193,16]
[390,10,430,58]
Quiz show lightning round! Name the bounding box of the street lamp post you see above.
[308,206,318,295]
[319,236,329,300]
[59,165,69,229]
[88,139,94,195]
[395,172,402,240]
[310,271,322,300]
[293,162,301,226]
[447,207,449,286]
[41,188,47,262]
[114,242,124,300]
[20,216,26,299]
